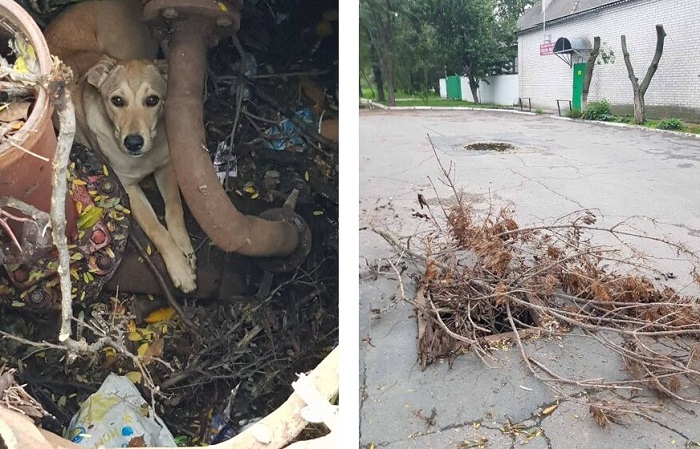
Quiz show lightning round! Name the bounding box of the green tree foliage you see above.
[360,0,534,104]
[360,0,401,105]
[359,0,535,104]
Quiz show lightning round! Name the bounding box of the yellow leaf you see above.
[251,193,259,199]
[137,343,149,358]
[313,210,324,216]
[127,320,137,333]
[125,371,142,384]
[102,165,109,176]
[542,403,558,416]
[57,396,67,408]
[72,179,87,186]
[235,190,243,196]
[304,171,309,181]
[146,245,152,256]
[144,307,176,324]
[127,331,142,342]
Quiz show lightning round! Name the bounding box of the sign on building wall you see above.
[539,42,554,55]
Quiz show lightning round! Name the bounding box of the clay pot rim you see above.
[0,0,53,166]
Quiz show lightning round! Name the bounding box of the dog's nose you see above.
[124,134,144,152]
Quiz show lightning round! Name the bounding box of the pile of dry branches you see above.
[377,140,700,423]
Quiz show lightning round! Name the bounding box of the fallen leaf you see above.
[542,403,558,415]
[144,307,175,323]
[0,101,27,121]
[141,336,164,364]
[125,371,143,384]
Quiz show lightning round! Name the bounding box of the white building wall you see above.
[460,77,473,101]
[518,0,700,113]
[459,75,520,105]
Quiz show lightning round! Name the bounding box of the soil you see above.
[463,141,514,152]
[0,0,338,445]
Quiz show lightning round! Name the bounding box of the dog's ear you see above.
[86,56,117,89]
[153,59,168,81]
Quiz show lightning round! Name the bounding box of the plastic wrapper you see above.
[65,373,176,448]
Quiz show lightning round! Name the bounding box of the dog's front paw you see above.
[185,251,197,271]
[172,233,196,271]
[164,252,197,293]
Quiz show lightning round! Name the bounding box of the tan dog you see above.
[44,0,158,79]
[45,1,197,293]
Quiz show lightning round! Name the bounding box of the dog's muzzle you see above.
[124,134,145,155]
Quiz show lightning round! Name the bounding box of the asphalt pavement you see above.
[359,109,700,449]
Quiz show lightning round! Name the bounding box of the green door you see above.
[572,63,586,110]
[446,76,461,100]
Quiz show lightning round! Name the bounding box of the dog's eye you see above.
[111,96,124,107]
[145,95,160,107]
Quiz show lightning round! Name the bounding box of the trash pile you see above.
[0,0,338,446]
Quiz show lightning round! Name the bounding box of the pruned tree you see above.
[621,24,666,124]
[581,36,601,111]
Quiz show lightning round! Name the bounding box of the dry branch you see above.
[375,137,700,424]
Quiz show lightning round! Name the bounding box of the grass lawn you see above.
[615,117,700,134]
[361,89,514,109]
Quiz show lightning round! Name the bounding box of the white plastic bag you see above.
[65,373,176,448]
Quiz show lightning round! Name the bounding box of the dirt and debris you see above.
[0,30,37,143]
[0,0,337,445]
[463,141,514,152]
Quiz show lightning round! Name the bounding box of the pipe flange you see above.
[143,0,243,40]
[255,209,311,273]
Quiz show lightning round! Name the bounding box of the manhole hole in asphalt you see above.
[464,141,515,152]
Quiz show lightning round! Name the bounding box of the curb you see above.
[359,99,537,116]
[548,115,700,139]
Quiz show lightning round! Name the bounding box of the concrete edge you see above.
[548,115,700,139]
[359,99,537,116]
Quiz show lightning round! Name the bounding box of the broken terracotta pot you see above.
[0,0,76,232]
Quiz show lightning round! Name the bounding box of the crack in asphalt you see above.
[643,415,698,445]
[508,168,588,210]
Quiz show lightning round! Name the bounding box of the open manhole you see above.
[464,141,515,152]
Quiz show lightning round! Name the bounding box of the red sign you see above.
[540,42,555,55]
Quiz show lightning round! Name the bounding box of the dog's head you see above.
[86,56,168,157]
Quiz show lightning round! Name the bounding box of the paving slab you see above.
[359,110,700,449]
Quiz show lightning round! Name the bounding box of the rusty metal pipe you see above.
[165,16,298,256]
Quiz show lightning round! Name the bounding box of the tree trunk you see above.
[621,25,666,125]
[468,75,479,104]
[372,63,385,102]
[633,86,644,124]
[384,57,395,106]
[581,36,601,111]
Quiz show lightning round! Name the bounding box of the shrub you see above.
[566,109,583,119]
[656,118,685,131]
[582,100,614,121]
[534,108,544,115]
